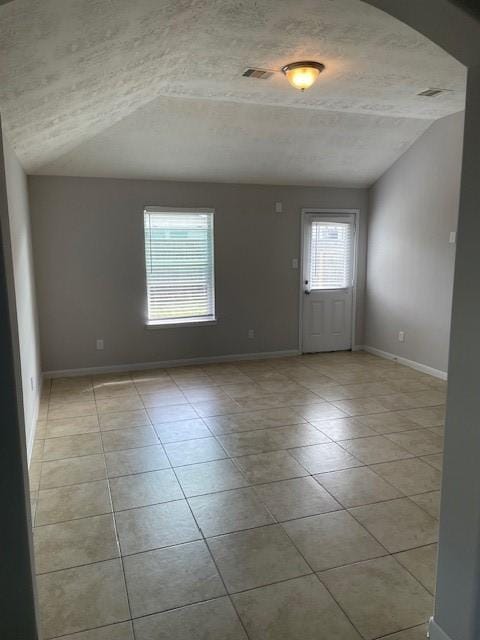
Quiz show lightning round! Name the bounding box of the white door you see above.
[301,213,356,353]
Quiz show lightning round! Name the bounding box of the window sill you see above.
[145,317,217,329]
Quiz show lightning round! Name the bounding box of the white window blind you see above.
[144,208,215,324]
[309,220,353,290]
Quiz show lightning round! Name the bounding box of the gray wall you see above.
[28,176,368,372]
[365,111,465,373]
[2,132,41,460]
[435,64,480,640]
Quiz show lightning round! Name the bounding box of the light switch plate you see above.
[292,258,299,269]
[275,202,283,213]
[449,231,456,244]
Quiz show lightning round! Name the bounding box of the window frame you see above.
[142,206,217,329]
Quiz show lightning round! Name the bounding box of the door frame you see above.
[298,208,360,354]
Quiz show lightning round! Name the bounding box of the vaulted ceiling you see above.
[0,0,466,186]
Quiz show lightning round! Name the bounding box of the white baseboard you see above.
[26,407,37,467]
[43,349,301,379]
[363,345,448,380]
[429,617,453,640]
[27,377,42,467]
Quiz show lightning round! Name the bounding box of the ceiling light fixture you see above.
[281,61,325,91]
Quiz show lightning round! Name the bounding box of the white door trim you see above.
[298,208,360,354]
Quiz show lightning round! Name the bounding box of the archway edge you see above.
[362,0,480,66]
[362,4,480,640]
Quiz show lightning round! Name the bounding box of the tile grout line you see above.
[388,551,437,598]
[32,493,438,549]
[282,465,435,634]
[34,436,441,526]
[223,438,431,637]
[41,401,443,436]
[34,530,437,592]
[34,437,440,475]
[314,575,369,639]
[161,443,255,640]
[45,550,431,640]
[251,477,370,639]
[93,390,138,640]
[270,438,408,636]
[371,622,430,640]
[35,437,441,518]
[36,420,443,464]
[311,458,440,561]
[318,481,438,607]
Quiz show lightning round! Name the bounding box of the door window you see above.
[309,220,354,290]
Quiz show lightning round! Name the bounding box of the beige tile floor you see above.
[29,351,445,639]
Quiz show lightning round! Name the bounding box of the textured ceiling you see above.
[38,94,433,187]
[0,0,466,185]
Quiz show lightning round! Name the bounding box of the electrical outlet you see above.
[275,201,283,213]
[96,338,104,351]
[449,231,457,244]
[291,258,299,269]
[398,331,405,343]
[248,329,255,339]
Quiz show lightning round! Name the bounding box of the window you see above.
[143,208,215,325]
[309,220,354,290]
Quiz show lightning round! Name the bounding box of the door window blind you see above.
[309,220,353,290]
[144,209,215,323]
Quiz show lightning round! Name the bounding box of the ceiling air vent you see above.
[417,88,446,97]
[242,68,274,80]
